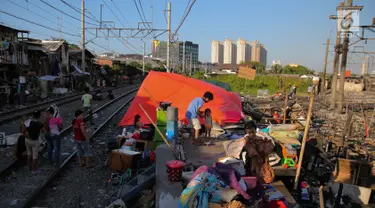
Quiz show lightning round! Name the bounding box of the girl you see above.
[45,106,63,167]
[72,110,91,168]
[241,121,275,184]
[204,108,213,145]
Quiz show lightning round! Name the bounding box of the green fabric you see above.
[204,80,231,91]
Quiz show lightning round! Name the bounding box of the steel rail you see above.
[22,90,137,208]
[0,86,139,178]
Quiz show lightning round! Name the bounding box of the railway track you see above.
[30,89,148,208]
[0,87,138,208]
[0,85,140,172]
[0,84,130,125]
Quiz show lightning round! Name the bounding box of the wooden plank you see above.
[271,180,297,206]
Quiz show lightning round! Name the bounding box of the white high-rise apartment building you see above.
[236,38,251,64]
[251,40,267,66]
[211,40,224,64]
[223,38,237,65]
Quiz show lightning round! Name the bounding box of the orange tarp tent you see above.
[119,71,242,126]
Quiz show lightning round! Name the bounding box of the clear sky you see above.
[1,0,374,73]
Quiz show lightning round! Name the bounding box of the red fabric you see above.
[73,119,86,141]
[119,71,242,126]
[132,133,141,140]
[267,200,288,208]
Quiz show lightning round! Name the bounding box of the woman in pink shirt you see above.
[45,107,63,168]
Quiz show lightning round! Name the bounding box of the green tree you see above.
[239,61,265,74]
[129,61,142,69]
[111,65,121,74]
[145,63,152,71]
[270,64,282,74]
[281,65,313,75]
[103,64,111,71]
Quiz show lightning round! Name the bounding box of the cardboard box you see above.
[109,149,141,172]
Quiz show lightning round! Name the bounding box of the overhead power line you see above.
[101,0,143,52]
[39,0,100,27]
[133,0,150,29]
[60,0,100,23]
[6,0,78,35]
[174,0,197,35]
[26,0,80,31]
[110,0,131,26]
[138,0,151,29]
[0,10,80,37]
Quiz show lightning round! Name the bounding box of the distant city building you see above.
[211,40,224,64]
[152,40,199,65]
[288,63,300,67]
[272,60,282,66]
[251,40,267,66]
[223,38,237,65]
[99,52,118,59]
[236,38,251,64]
[361,56,370,75]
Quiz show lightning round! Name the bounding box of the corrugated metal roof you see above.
[41,41,65,52]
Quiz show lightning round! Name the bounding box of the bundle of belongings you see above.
[178,162,291,208]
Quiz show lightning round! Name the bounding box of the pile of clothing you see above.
[178,163,291,208]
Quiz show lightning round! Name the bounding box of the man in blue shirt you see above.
[186,91,214,142]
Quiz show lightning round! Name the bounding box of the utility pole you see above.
[321,38,330,97]
[329,1,344,110]
[337,0,352,113]
[81,0,86,72]
[58,16,62,39]
[166,2,171,73]
[182,41,185,74]
[142,40,146,76]
[100,4,104,28]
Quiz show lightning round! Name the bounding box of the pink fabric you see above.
[49,117,63,135]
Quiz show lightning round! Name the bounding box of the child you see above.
[204,108,213,145]
[72,110,91,168]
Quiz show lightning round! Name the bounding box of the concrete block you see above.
[156,144,183,208]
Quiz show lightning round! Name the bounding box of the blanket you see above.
[191,163,250,200]
[179,172,229,208]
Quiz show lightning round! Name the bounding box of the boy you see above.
[81,87,93,124]
[185,91,214,144]
[25,111,44,174]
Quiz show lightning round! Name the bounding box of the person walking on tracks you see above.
[25,111,44,174]
[45,105,63,168]
[72,110,91,168]
[81,87,94,125]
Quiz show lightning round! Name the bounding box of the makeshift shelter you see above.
[119,71,242,126]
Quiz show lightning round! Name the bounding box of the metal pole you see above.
[166,2,171,73]
[182,41,185,73]
[337,0,353,113]
[330,15,342,109]
[81,0,86,72]
[100,4,103,28]
[321,38,330,97]
[142,40,145,76]
[190,53,192,76]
